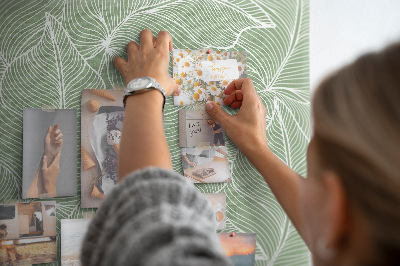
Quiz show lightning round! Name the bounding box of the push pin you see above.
[230,232,235,237]
[206,49,212,54]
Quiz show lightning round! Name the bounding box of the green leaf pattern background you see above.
[0,0,310,265]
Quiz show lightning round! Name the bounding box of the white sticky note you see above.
[199,59,239,82]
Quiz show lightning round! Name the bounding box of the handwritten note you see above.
[198,59,239,82]
[188,121,202,137]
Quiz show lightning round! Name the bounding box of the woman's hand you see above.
[113,29,180,97]
[43,124,63,165]
[205,78,269,156]
[41,152,61,197]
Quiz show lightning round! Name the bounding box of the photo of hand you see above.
[26,124,63,198]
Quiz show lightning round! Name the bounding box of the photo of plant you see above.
[173,49,247,107]
[181,146,231,183]
[61,219,92,266]
[81,89,125,208]
[219,233,257,266]
[0,202,56,265]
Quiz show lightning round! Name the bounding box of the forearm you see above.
[182,155,191,164]
[43,182,57,197]
[118,91,172,181]
[26,168,41,198]
[26,156,46,198]
[243,145,309,244]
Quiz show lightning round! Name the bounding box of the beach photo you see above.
[219,233,257,266]
[22,108,77,198]
[61,219,92,266]
[179,109,225,147]
[181,146,231,183]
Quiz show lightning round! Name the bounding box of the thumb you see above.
[45,126,52,138]
[205,102,231,127]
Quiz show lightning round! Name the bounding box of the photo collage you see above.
[0,48,256,266]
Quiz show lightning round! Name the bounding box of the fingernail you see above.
[206,102,214,111]
[43,156,47,159]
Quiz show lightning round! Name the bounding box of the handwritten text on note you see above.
[199,59,239,82]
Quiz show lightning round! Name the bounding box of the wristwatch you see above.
[123,77,166,110]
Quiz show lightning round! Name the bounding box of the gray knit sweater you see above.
[81,167,232,266]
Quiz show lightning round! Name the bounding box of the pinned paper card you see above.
[181,146,231,183]
[61,219,92,265]
[173,49,247,107]
[81,89,125,208]
[0,202,57,265]
[179,109,226,147]
[205,193,227,230]
[219,233,257,266]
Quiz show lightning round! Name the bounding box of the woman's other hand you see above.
[113,29,180,97]
[41,152,61,197]
[44,124,63,164]
[205,78,269,156]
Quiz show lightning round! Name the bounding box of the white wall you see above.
[310,0,400,92]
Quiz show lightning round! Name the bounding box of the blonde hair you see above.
[312,43,400,263]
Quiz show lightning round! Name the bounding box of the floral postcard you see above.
[173,49,247,107]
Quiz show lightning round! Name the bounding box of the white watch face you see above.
[131,77,151,90]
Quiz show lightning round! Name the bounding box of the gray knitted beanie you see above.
[81,167,232,266]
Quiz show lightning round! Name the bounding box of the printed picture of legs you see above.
[26,124,63,198]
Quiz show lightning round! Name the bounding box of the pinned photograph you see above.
[81,89,124,208]
[172,49,247,107]
[205,193,227,230]
[181,146,231,183]
[179,109,225,147]
[61,219,92,265]
[22,108,77,198]
[219,233,257,266]
[0,202,57,265]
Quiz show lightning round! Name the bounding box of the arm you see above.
[26,153,61,198]
[216,147,228,157]
[26,125,63,198]
[113,29,179,181]
[182,155,196,167]
[205,79,310,247]
[201,113,212,129]
[26,157,45,198]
